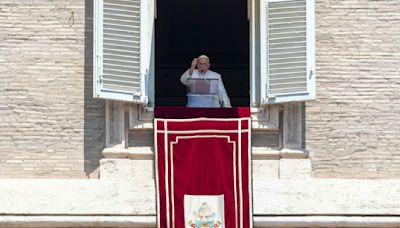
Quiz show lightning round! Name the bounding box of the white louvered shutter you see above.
[94,0,154,103]
[260,0,315,104]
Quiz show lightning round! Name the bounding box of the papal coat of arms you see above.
[184,195,225,228]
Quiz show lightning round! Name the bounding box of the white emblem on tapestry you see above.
[184,195,225,228]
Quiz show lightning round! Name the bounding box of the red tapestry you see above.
[155,108,252,228]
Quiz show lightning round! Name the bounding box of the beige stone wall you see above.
[0,1,104,178]
[2,0,399,180]
[307,0,400,178]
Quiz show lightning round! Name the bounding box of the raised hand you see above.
[188,58,198,76]
[190,58,198,70]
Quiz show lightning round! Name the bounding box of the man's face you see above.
[197,58,210,74]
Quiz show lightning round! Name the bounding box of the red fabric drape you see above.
[155,108,252,228]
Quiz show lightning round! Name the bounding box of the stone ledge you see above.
[252,148,309,160]
[102,146,154,160]
[128,123,280,131]
[0,216,155,228]
[102,146,308,160]
[129,121,153,130]
[2,216,400,227]
[280,148,309,159]
[2,179,400,216]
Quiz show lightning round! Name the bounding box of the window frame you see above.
[94,0,315,108]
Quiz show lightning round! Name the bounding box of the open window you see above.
[154,0,250,107]
[93,0,315,108]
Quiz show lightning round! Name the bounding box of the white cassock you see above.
[180,69,232,108]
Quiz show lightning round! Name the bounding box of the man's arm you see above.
[180,58,198,86]
[180,70,191,86]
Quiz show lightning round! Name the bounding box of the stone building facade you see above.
[1,0,400,227]
[0,0,105,178]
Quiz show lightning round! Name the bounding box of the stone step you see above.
[100,147,311,180]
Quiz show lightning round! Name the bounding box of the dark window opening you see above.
[155,0,250,107]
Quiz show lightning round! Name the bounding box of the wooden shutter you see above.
[260,0,315,104]
[94,0,154,103]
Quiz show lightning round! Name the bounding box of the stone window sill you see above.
[102,146,309,160]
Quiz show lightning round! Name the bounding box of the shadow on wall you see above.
[84,0,105,177]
